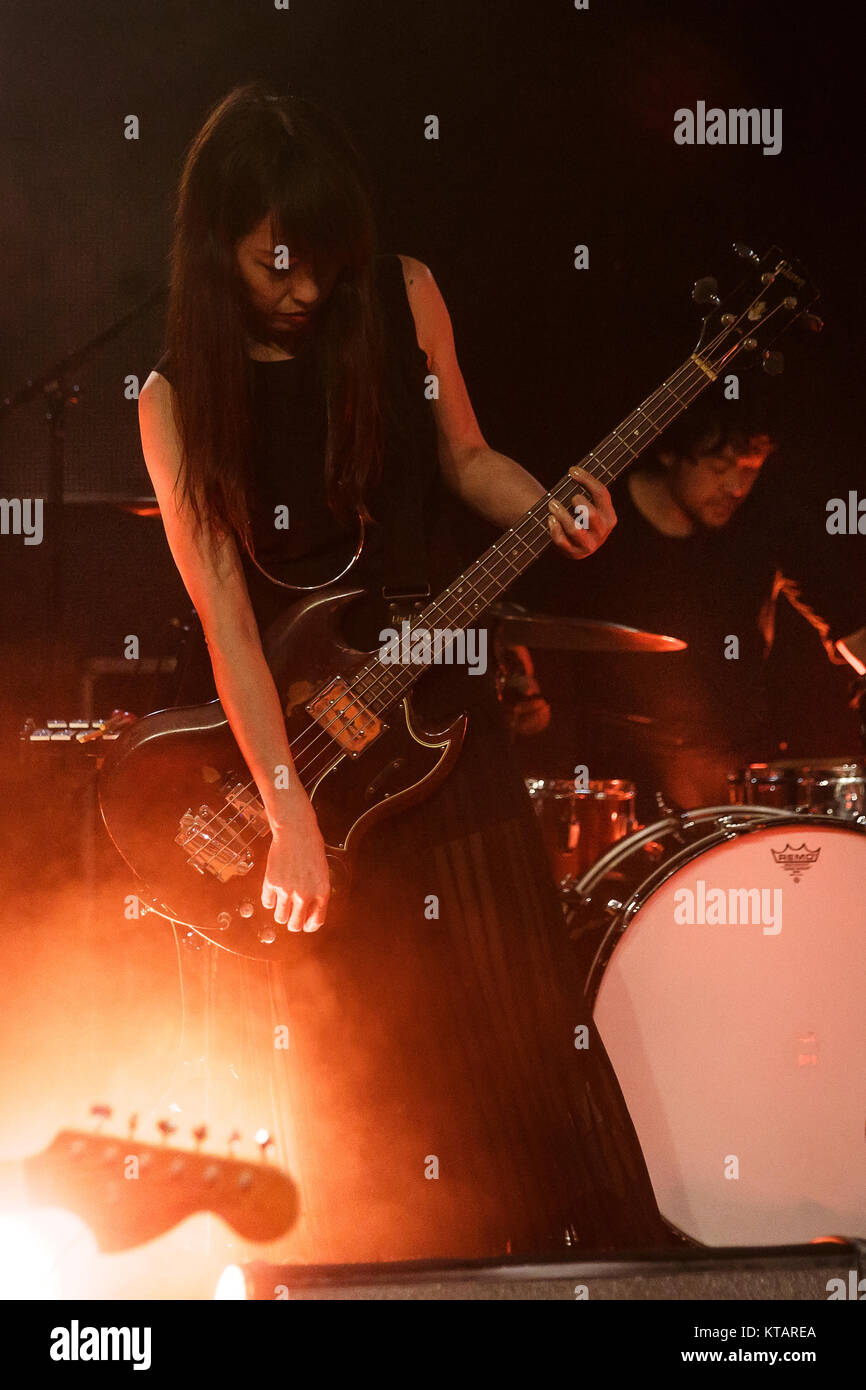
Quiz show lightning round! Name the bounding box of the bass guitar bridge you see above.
[175,803,258,882]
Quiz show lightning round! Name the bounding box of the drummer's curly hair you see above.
[651,384,778,468]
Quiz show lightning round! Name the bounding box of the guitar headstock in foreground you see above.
[21,1110,298,1252]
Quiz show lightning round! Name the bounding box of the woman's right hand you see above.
[261,798,331,932]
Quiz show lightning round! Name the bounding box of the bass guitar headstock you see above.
[691,242,821,379]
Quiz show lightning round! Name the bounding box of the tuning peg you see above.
[733,241,760,264]
[227,1129,242,1154]
[802,312,824,334]
[192,1124,208,1150]
[90,1104,113,1131]
[255,1128,274,1162]
[156,1118,178,1143]
[691,276,720,308]
[762,350,784,376]
[127,1113,139,1139]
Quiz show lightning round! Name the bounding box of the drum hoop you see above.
[581,810,866,1007]
[525,777,636,802]
[572,804,787,897]
[736,758,866,777]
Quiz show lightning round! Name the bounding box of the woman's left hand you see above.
[547,465,617,559]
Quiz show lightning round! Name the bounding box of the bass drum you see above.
[569,806,866,1246]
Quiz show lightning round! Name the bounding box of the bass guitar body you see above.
[99,587,467,961]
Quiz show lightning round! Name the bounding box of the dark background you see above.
[1,0,863,749]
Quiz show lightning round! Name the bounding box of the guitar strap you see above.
[378,467,432,612]
[375,264,436,614]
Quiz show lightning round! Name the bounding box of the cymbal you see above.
[112,498,161,517]
[490,602,687,653]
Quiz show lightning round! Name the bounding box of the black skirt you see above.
[257,690,678,1263]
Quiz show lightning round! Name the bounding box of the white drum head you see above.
[594,820,866,1246]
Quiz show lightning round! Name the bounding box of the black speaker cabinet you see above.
[233,1240,865,1301]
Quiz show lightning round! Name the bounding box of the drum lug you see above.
[655,791,688,832]
[656,795,696,845]
[562,889,624,936]
[719,823,742,840]
[705,811,754,839]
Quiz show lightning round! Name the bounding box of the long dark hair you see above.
[165,82,385,551]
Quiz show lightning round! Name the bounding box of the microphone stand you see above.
[1,284,166,703]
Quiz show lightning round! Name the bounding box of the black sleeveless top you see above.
[154,253,498,718]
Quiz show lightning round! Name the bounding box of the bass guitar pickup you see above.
[306,678,384,757]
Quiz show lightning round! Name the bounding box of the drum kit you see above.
[493,601,866,1250]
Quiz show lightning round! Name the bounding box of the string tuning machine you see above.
[691,276,720,308]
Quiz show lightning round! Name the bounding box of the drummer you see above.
[506,389,866,818]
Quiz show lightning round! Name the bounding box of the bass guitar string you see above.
[185,363,705,874]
